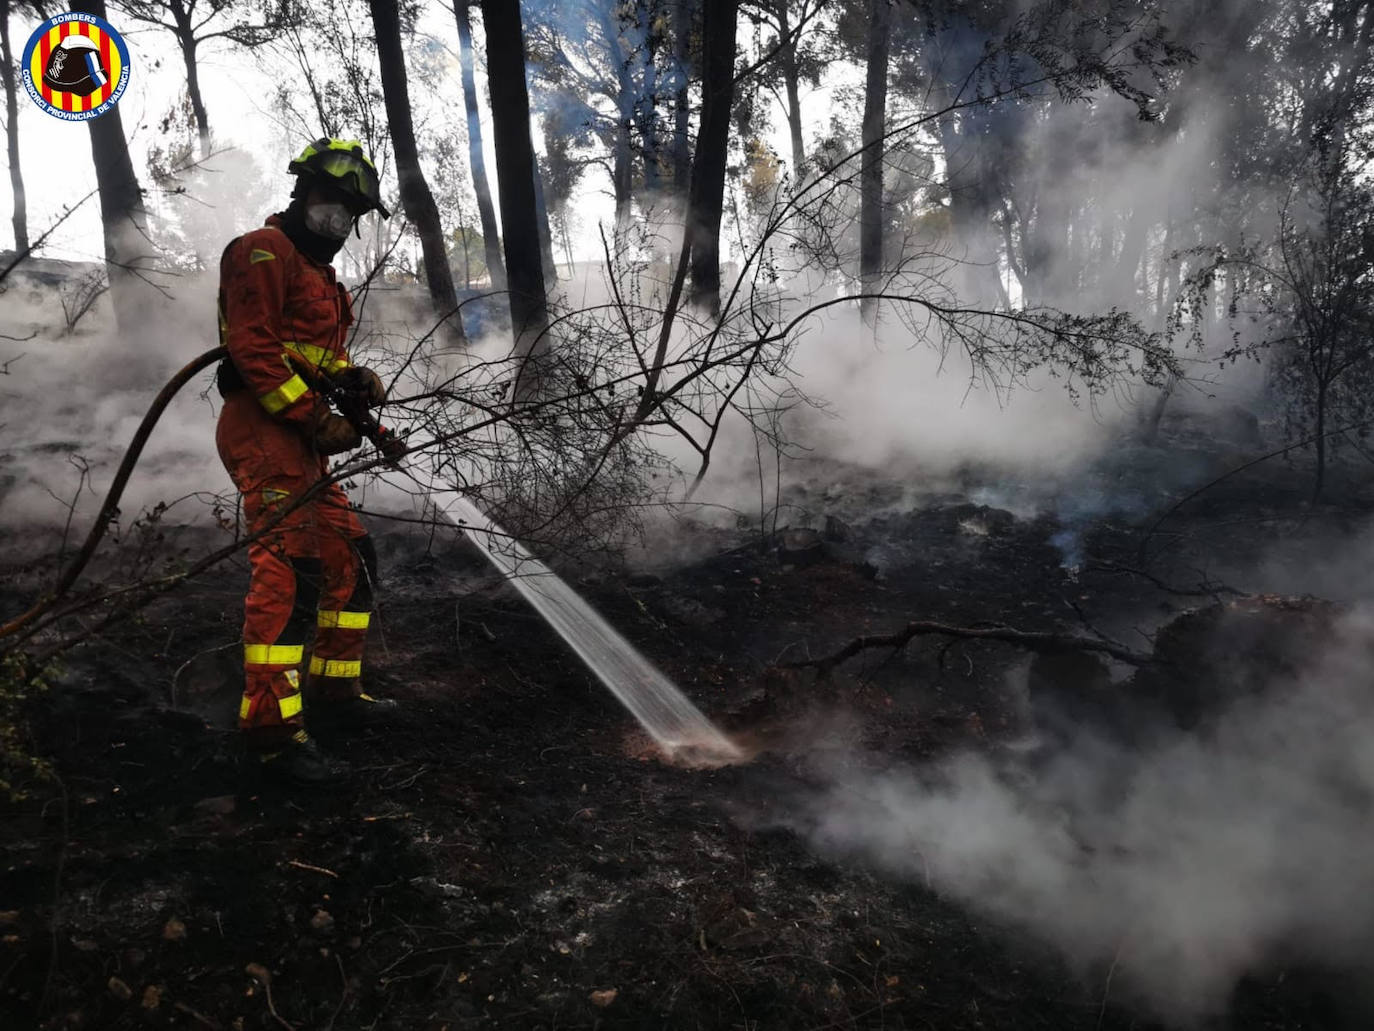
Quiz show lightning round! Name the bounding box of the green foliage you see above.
[447,223,490,288]
[0,653,54,801]
[1171,139,1374,497]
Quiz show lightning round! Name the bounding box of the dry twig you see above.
[285,859,340,879]
[323,954,349,1031]
[1097,939,1125,1030]
[245,963,296,1031]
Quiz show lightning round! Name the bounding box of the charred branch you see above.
[784,620,1153,679]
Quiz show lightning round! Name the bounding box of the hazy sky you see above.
[5,5,852,267]
[7,6,526,263]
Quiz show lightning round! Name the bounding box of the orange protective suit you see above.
[215,215,373,747]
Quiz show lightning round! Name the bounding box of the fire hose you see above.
[286,354,409,468]
[1,347,741,759]
[0,347,406,641]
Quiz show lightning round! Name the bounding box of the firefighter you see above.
[215,138,394,784]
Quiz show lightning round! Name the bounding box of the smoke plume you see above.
[775,607,1374,1022]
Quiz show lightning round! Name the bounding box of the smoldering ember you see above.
[7,1,1374,1029]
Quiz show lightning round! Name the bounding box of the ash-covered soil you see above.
[4,453,1374,1030]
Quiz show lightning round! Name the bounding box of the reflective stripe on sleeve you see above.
[244,643,305,667]
[257,373,309,414]
[317,610,371,629]
[284,341,350,374]
[310,656,362,678]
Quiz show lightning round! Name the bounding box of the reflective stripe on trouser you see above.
[239,665,304,741]
[310,535,376,702]
[217,391,369,737]
[237,553,316,744]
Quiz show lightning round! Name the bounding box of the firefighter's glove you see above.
[307,405,362,455]
[336,366,387,408]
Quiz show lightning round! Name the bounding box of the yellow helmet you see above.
[287,138,391,218]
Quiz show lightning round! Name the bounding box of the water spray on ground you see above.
[428,488,742,764]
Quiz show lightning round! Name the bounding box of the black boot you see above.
[308,691,401,736]
[256,730,350,785]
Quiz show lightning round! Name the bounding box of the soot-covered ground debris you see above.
[4,456,1374,1030]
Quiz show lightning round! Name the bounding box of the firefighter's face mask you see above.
[305,201,354,240]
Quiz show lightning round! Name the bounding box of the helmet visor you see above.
[315,151,388,217]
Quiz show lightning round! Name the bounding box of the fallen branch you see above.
[1082,561,1246,599]
[782,620,1152,678]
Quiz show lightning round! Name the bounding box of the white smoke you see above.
[0,267,227,541]
[775,606,1374,1023]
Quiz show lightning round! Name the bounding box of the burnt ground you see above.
[4,447,1374,1031]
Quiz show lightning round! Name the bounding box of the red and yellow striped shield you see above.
[21,13,130,122]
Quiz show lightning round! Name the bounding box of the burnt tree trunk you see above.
[532,156,558,285]
[369,0,465,340]
[481,0,549,378]
[1021,114,1076,307]
[938,111,1006,308]
[669,0,694,202]
[776,1,805,180]
[454,1,506,292]
[603,11,635,230]
[859,0,890,327]
[459,222,471,288]
[635,36,662,198]
[168,0,210,159]
[1313,369,1329,502]
[0,0,27,252]
[1141,214,1181,444]
[71,0,155,335]
[686,0,738,313]
[630,0,662,197]
[1112,202,1151,304]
